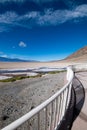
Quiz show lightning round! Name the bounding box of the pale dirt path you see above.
[72,72,87,130]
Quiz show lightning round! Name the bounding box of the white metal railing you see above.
[2,66,74,130]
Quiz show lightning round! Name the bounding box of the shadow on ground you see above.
[56,74,85,130]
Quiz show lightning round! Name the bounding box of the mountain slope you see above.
[66,46,87,60]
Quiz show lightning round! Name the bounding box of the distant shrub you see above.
[47,70,66,74]
[0,78,16,82]
[0,70,66,82]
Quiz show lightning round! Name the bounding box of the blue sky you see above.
[0,0,87,61]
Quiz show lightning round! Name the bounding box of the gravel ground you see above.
[0,72,66,129]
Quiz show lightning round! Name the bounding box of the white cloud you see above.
[1,54,8,58]
[0,12,18,24]
[19,41,27,48]
[0,52,8,58]
[37,9,67,25]
[37,4,87,25]
[0,4,87,32]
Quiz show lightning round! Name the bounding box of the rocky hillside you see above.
[65,46,87,62]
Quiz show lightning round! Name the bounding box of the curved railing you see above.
[2,66,74,130]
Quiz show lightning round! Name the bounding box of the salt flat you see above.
[0,61,82,70]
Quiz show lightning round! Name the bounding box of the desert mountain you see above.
[65,46,87,62]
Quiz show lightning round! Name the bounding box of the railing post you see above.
[67,66,73,82]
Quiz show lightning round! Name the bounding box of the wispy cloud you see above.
[0,4,87,32]
[0,51,8,57]
[19,41,27,48]
[0,54,8,58]
[0,12,17,24]
[37,4,87,25]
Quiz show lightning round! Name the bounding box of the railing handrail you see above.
[2,66,74,130]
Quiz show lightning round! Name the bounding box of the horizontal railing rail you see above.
[2,66,74,130]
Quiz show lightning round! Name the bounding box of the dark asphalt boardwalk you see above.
[72,72,87,130]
